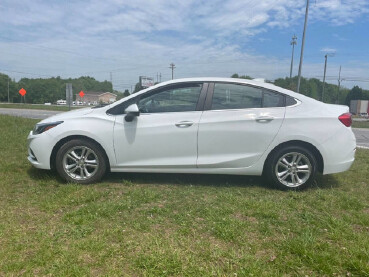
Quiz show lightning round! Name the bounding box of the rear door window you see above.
[263,90,285,107]
[211,83,263,110]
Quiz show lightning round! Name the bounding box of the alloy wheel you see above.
[62,146,99,180]
[275,152,312,188]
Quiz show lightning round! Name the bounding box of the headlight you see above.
[33,121,63,135]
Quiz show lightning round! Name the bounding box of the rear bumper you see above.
[323,149,355,174]
[322,127,356,175]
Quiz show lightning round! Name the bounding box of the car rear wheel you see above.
[265,145,317,190]
[55,139,107,184]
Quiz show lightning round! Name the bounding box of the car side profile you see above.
[27,77,356,190]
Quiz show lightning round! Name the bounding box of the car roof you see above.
[144,77,307,98]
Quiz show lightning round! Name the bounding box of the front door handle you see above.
[255,116,274,123]
[175,121,194,128]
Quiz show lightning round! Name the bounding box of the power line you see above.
[0,68,53,77]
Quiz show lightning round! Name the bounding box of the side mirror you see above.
[124,104,140,122]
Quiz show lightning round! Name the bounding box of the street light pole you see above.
[290,35,297,78]
[297,0,310,93]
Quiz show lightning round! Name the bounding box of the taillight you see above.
[338,113,352,127]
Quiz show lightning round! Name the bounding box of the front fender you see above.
[48,117,116,167]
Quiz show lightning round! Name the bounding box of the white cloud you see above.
[320,47,337,53]
[311,0,369,25]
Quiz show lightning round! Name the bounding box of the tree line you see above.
[0,74,113,104]
[1,72,368,106]
[231,73,369,106]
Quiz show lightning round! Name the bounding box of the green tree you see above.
[10,76,113,104]
[345,86,363,105]
[133,82,142,93]
[231,73,252,79]
[123,89,130,97]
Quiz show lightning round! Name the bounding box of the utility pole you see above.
[290,34,297,78]
[297,0,310,93]
[156,72,162,83]
[110,72,113,91]
[322,53,335,102]
[66,83,73,111]
[169,63,176,80]
[322,54,328,102]
[7,77,10,103]
[337,65,342,104]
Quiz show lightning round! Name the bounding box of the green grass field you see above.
[352,120,369,129]
[0,103,82,111]
[0,115,368,276]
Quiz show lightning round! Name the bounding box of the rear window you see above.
[286,96,298,106]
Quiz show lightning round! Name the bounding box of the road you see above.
[352,128,369,149]
[0,107,368,148]
[353,117,369,122]
[0,108,61,119]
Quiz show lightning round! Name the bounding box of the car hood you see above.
[38,107,94,124]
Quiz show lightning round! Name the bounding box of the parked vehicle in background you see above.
[56,99,66,105]
[350,100,369,115]
[27,78,356,190]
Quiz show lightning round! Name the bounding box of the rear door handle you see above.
[255,116,274,123]
[175,121,194,128]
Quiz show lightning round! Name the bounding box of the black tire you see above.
[55,139,107,184]
[264,145,317,190]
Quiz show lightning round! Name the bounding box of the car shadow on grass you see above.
[27,166,341,190]
[105,172,341,190]
[27,167,65,185]
[313,173,341,190]
[106,172,270,189]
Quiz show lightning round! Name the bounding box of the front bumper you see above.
[27,131,52,170]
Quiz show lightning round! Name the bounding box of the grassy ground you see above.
[352,120,369,129]
[0,103,81,111]
[0,115,368,276]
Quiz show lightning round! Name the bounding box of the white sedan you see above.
[27,78,356,190]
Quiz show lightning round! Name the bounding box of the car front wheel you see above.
[55,139,107,184]
[265,145,317,190]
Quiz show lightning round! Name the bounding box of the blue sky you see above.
[0,0,369,91]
